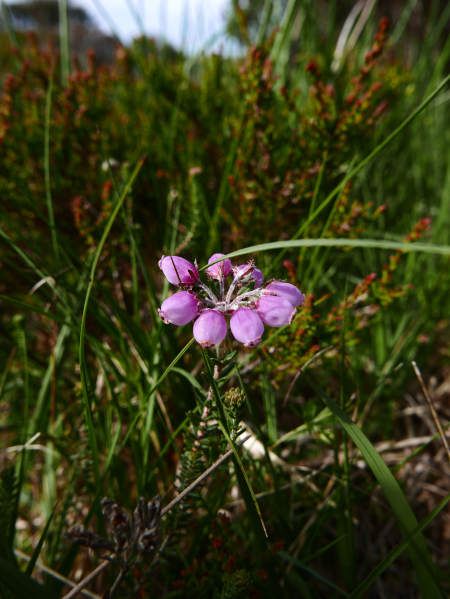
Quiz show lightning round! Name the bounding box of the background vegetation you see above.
[1,0,450,597]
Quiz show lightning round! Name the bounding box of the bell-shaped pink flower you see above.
[193,309,227,348]
[159,255,199,286]
[206,253,232,279]
[235,264,264,289]
[158,291,199,326]
[265,281,304,307]
[256,296,296,327]
[251,268,264,289]
[230,307,264,348]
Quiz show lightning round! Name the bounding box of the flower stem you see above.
[195,279,218,303]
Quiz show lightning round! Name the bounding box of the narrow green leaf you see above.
[25,503,57,576]
[348,494,450,599]
[201,350,268,547]
[0,527,16,565]
[202,238,450,272]
[78,155,146,486]
[0,1,20,48]
[58,0,70,82]
[79,282,100,485]
[0,295,77,330]
[305,376,444,598]
[206,100,247,256]
[279,551,349,596]
[171,366,204,391]
[206,71,450,272]
[44,76,59,266]
[256,0,273,45]
[119,338,196,450]
[89,155,146,280]
[0,557,58,599]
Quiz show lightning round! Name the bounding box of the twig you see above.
[62,561,110,599]
[412,361,450,463]
[14,548,101,599]
[161,433,251,517]
[62,435,250,599]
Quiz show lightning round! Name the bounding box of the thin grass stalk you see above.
[44,77,60,268]
[0,0,19,48]
[58,0,70,82]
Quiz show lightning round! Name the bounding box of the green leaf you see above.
[202,73,450,272]
[78,155,146,487]
[44,76,59,266]
[171,366,204,391]
[119,338,197,450]
[305,375,444,598]
[348,493,450,599]
[0,556,58,599]
[202,238,450,273]
[89,155,146,280]
[279,551,349,596]
[201,350,268,550]
[25,503,57,576]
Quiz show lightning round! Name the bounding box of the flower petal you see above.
[251,268,264,289]
[193,310,227,348]
[159,255,199,286]
[158,291,199,326]
[206,253,232,279]
[265,281,304,307]
[256,296,296,327]
[235,264,264,288]
[230,307,264,348]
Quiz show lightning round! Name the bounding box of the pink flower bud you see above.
[256,296,296,327]
[265,281,304,307]
[235,264,264,288]
[158,291,199,326]
[230,307,264,348]
[193,309,227,348]
[206,253,232,279]
[159,255,199,286]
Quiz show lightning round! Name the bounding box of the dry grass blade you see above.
[412,361,450,463]
[15,550,100,598]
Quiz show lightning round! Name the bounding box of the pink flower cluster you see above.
[158,253,304,349]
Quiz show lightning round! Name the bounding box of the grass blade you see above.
[201,350,268,548]
[206,100,247,256]
[279,550,349,596]
[0,557,58,599]
[267,70,450,269]
[44,76,59,267]
[78,155,146,486]
[89,155,146,280]
[25,503,57,576]
[119,338,196,450]
[348,494,450,599]
[305,375,444,598]
[202,238,450,271]
[58,0,70,82]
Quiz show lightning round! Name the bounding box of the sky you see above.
[73,0,233,52]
